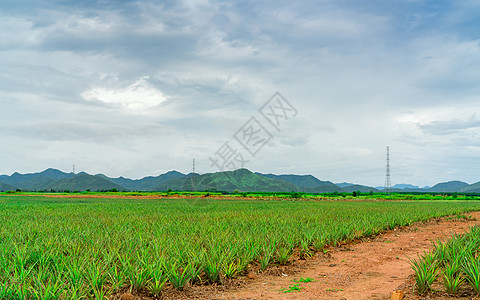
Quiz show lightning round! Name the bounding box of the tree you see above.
[291,192,302,199]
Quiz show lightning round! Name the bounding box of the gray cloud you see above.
[418,117,480,135]
[0,62,90,103]
[0,121,174,142]
[1,0,480,186]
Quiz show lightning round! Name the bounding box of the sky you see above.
[1,0,480,187]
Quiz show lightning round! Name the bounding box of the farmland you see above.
[1,195,480,299]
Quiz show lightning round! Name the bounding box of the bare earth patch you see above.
[156,211,480,300]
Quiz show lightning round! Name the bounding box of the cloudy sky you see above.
[1,0,480,187]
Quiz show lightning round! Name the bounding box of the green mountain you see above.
[256,173,341,192]
[2,168,480,194]
[428,181,469,193]
[17,176,58,191]
[461,182,480,193]
[0,182,17,191]
[392,184,420,189]
[49,174,125,191]
[101,170,186,191]
[156,169,300,192]
[37,168,74,180]
[336,182,355,188]
[256,173,326,188]
[341,184,379,193]
[0,168,73,190]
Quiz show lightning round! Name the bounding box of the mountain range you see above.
[0,168,478,193]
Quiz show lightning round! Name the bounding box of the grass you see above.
[294,277,315,283]
[1,195,480,297]
[281,284,302,293]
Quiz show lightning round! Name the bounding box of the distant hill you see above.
[258,173,328,188]
[0,168,74,190]
[392,184,419,190]
[49,174,125,191]
[1,168,480,194]
[256,173,341,192]
[341,184,379,193]
[157,169,300,192]
[38,168,74,180]
[102,170,186,191]
[462,182,480,193]
[14,175,57,191]
[335,182,378,193]
[336,182,355,188]
[393,187,426,193]
[0,169,123,192]
[428,181,469,193]
[0,182,17,191]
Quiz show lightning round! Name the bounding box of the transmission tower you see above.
[191,159,196,191]
[385,146,391,195]
[73,164,75,174]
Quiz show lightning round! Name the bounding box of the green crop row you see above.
[1,196,480,299]
[410,225,480,296]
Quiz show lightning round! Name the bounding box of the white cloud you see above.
[81,77,167,111]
